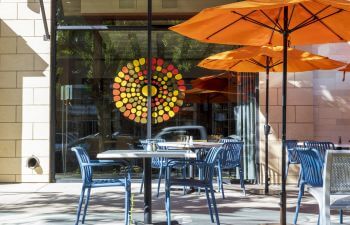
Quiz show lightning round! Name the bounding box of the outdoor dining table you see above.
[97,149,197,225]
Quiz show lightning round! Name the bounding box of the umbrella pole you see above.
[264,57,271,195]
[280,6,288,225]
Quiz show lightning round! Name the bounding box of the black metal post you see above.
[264,57,271,195]
[280,6,289,225]
[144,0,152,223]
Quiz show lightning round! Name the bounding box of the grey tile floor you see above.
[0,182,346,225]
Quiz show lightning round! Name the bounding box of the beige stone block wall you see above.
[312,43,350,143]
[0,1,50,182]
[259,71,314,184]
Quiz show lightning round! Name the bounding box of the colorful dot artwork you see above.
[113,57,186,124]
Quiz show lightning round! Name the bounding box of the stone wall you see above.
[259,43,350,184]
[259,69,314,184]
[0,0,51,182]
[312,43,350,144]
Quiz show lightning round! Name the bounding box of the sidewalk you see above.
[0,182,339,225]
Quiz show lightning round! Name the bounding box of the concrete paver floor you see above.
[0,182,347,225]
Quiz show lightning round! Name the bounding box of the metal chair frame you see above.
[293,147,324,225]
[165,146,224,225]
[71,147,131,225]
[217,140,245,198]
[285,140,301,186]
[140,139,186,197]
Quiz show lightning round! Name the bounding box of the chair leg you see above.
[217,165,224,198]
[165,185,171,225]
[210,185,220,225]
[125,184,131,225]
[297,167,302,188]
[140,171,144,194]
[82,187,91,224]
[293,184,304,224]
[182,167,187,195]
[239,166,245,196]
[75,187,86,225]
[340,209,343,224]
[157,167,163,198]
[205,187,214,223]
[286,162,290,179]
[198,167,203,194]
[216,166,221,193]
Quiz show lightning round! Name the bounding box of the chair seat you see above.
[308,186,350,209]
[168,178,210,188]
[87,178,126,188]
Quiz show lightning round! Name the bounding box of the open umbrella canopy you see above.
[191,73,236,91]
[170,1,350,223]
[169,0,350,46]
[198,45,345,72]
[185,88,239,104]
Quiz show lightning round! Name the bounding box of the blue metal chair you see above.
[217,140,245,198]
[293,147,323,225]
[304,141,335,161]
[165,146,224,225]
[285,140,301,186]
[71,147,131,225]
[140,139,187,197]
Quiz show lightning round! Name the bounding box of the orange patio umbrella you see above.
[170,2,350,223]
[186,73,238,103]
[185,88,239,104]
[198,45,345,196]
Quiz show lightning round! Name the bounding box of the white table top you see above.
[97,150,197,159]
[158,141,222,149]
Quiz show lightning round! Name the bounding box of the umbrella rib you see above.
[228,60,244,70]
[206,10,257,40]
[231,11,282,33]
[270,60,283,68]
[259,10,283,31]
[247,58,267,69]
[268,8,283,44]
[291,4,344,41]
[288,5,296,28]
[290,4,332,31]
[299,4,344,40]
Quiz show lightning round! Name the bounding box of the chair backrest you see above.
[296,147,324,187]
[304,141,335,161]
[219,142,244,169]
[71,147,92,184]
[322,150,350,224]
[202,146,225,181]
[140,139,166,168]
[285,140,300,164]
[324,150,350,195]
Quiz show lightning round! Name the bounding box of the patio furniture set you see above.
[71,139,245,225]
[285,140,350,225]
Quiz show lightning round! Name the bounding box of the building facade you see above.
[0,0,349,184]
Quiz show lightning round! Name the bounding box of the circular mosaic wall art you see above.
[113,57,186,124]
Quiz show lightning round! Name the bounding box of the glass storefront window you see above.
[55,0,258,181]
